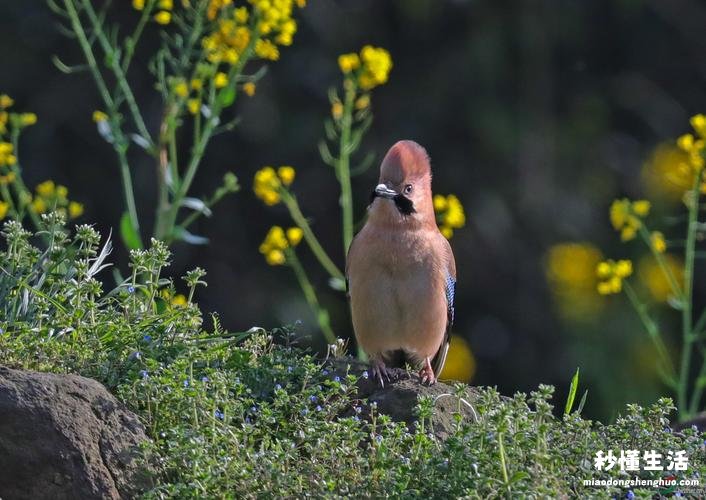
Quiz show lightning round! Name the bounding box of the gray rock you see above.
[331,361,481,440]
[0,367,151,499]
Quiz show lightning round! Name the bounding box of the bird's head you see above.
[369,140,434,227]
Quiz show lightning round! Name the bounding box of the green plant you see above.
[1,216,704,498]
[584,114,706,421]
[48,0,306,250]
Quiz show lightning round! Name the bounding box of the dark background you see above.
[3,0,706,419]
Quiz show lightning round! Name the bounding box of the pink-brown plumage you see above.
[346,140,456,385]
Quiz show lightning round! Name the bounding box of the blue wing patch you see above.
[445,272,456,327]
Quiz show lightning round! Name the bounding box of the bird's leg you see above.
[419,357,436,385]
[371,358,390,388]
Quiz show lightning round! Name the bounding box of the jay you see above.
[346,140,456,386]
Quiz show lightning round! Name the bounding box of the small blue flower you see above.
[250,406,258,413]
[375,434,383,443]
[309,395,318,403]
[625,491,634,500]
[300,408,308,416]
[183,380,189,387]
[316,405,322,412]
[354,406,362,413]
[362,371,369,379]
[142,334,152,343]
[287,366,293,373]
[334,376,341,383]
[139,370,149,379]
[275,384,282,391]
[245,416,251,424]
[201,376,209,383]
[353,415,360,422]
[128,351,141,361]
[322,369,329,376]
[214,409,224,420]
[127,285,135,294]
[664,427,672,433]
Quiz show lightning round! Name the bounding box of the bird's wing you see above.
[432,235,456,378]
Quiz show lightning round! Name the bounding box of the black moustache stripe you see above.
[370,190,416,215]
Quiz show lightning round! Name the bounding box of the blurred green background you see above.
[3,0,706,420]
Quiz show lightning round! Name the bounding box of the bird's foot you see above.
[371,359,390,388]
[419,357,436,385]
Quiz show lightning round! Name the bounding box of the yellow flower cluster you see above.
[30,180,84,219]
[1,93,37,136]
[651,231,666,253]
[596,259,632,295]
[253,165,295,205]
[133,0,176,24]
[202,0,304,66]
[676,114,706,175]
[609,198,650,242]
[258,225,303,265]
[338,46,393,90]
[0,142,16,168]
[433,194,465,239]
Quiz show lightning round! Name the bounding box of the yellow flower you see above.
[214,72,228,89]
[234,6,249,23]
[0,94,14,108]
[651,231,666,253]
[338,53,360,74]
[331,101,343,120]
[171,293,188,307]
[0,142,16,167]
[174,80,189,98]
[158,0,173,9]
[277,165,295,186]
[638,254,683,302]
[20,113,37,126]
[0,172,16,185]
[433,194,448,212]
[358,45,393,90]
[265,249,285,265]
[691,113,706,139]
[92,110,108,123]
[253,166,282,205]
[0,201,8,220]
[255,39,280,61]
[355,94,370,110]
[68,201,84,219]
[243,82,256,97]
[190,78,203,91]
[609,198,649,242]
[286,227,303,246]
[187,99,201,115]
[438,335,475,383]
[36,180,55,197]
[31,197,47,214]
[641,143,694,201]
[207,0,233,20]
[259,226,290,265]
[434,194,466,239]
[132,0,145,10]
[154,11,172,24]
[595,259,633,295]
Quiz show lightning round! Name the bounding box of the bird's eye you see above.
[404,184,413,195]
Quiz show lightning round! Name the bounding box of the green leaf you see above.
[576,389,589,414]
[218,87,236,107]
[120,212,143,250]
[564,367,580,415]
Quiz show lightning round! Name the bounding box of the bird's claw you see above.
[371,359,390,388]
[419,358,436,386]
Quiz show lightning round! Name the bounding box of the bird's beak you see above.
[374,183,397,199]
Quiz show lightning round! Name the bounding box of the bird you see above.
[346,140,456,386]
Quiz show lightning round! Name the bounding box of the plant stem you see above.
[80,0,153,144]
[63,0,140,233]
[679,177,701,419]
[337,79,357,255]
[281,190,344,281]
[286,249,336,344]
[639,224,683,301]
[624,282,676,386]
